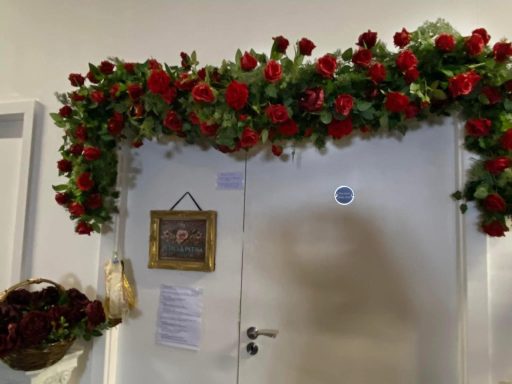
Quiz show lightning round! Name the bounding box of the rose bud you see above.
[271,145,283,157]
[68,73,85,87]
[435,34,456,53]
[263,60,282,83]
[240,52,258,71]
[393,28,411,48]
[272,35,289,53]
[75,221,93,235]
[240,127,260,148]
[57,159,72,173]
[99,60,115,75]
[357,30,377,49]
[298,38,316,56]
[58,106,73,118]
[55,193,70,205]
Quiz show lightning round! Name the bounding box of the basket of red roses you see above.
[0,278,113,371]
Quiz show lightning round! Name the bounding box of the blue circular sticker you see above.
[334,186,354,205]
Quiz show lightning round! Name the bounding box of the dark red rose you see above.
[83,146,101,161]
[161,87,177,104]
[273,35,289,53]
[147,59,161,70]
[55,192,70,205]
[396,50,418,72]
[493,42,512,62]
[86,71,99,84]
[68,202,85,216]
[75,124,87,141]
[466,33,485,56]
[110,83,120,99]
[448,71,481,97]
[57,159,72,173]
[69,143,83,156]
[393,28,411,48]
[264,60,282,83]
[368,62,386,83]
[316,54,337,78]
[304,128,314,137]
[75,222,92,235]
[405,103,420,119]
[70,92,86,102]
[271,145,283,157]
[163,111,183,132]
[328,118,353,139]
[404,67,419,84]
[197,68,207,80]
[19,311,50,347]
[240,127,260,148]
[299,88,324,112]
[500,129,512,150]
[334,94,354,116]
[108,112,124,135]
[278,120,299,137]
[483,193,507,213]
[485,156,511,175]
[68,73,85,87]
[86,300,106,330]
[472,28,491,45]
[199,122,219,137]
[67,288,89,305]
[86,193,102,210]
[6,289,32,306]
[238,114,249,121]
[385,92,409,113]
[175,73,197,91]
[265,104,289,124]
[147,69,170,95]
[465,118,491,137]
[225,81,249,111]
[192,83,215,103]
[482,220,508,237]
[240,51,258,71]
[99,60,115,75]
[357,30,377,48]
[482,87,502,104]
[90,90,105,104]
[435,34,456,53]
[352,48,372,67]
[298,38,316,56]
[506,80,512,93]
[127,83,143,100]
[76,172,94,191]
[132,139,143,148]
[33,286,60,308]
[124,62,135,73]
[180,52,191,69]
[59,106,72,118]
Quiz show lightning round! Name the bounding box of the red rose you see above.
[76,172,94,191]
[192,83,215,103]
[298,38,316,56]
[328,118,353,139]
[86,71,99,84]
[405,103,420,119]
[180,52,191,69]
[304,128,313,137]
[55,193,69,205]
[482,87,502,104]
[493,42,512,62]
[404,67,419,84]
[241,52,258,71]
[161,87,177,104]
[199,122,219,137]
[133,103,145,118]
[368,62,386,83]
[448,71,481,97]
[435,34,456,53]
[188,112,200,125]
[147,69,170,94]
[163,111,183,132]
[127,83,143,100]
[465,118,491,137]
[472,28,491,45]
[272,36,289,53]
[393,28,411,48]
[175,73,197,91]
[83,146,101,161]
[19,311,51,347]
[271,145,283,157]
[500,129,512,150]
[466,33,485,56]
[265,104,289,124]
[485,157,511,175]
[264,60,282,83]
[110,84,120,99]
[99,60,115,75]
[197,68,207,81]
[68,73,85,87]
[482,220,508,237]
[90,90,105,104]
[334,94,354,116]
[352,48,372,67]
[278,120,299,137]
[396,50,418,72]
[75,221,93,235]
[70,92,86,102]
[240,127,260,148]
[299,88,324,112]
[69,143,83,156]
[57,159,72,173]
[86,300,106,330]
[124,62,135,73]
[147,59,161,70]
[385,92,409,113]
[75,124,87,141]
[86,193,102,210]
[68,202,85,216]
[483,193,507,213]
[59,106,72,118]
[108,112,124,135]
[506,80,512,93]
[225,81,249,111]
[357,30,377,49]
[132,139,143,148]
[316,54,337,78]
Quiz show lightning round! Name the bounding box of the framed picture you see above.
[148,210,217,272]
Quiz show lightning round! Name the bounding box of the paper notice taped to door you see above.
[156,285,203,351]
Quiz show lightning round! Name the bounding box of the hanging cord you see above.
[169,191,203,211]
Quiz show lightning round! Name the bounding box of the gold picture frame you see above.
[148,210,216,272]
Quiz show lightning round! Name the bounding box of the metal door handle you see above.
[247,326,279,340]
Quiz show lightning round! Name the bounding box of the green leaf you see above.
[473,185,489,199]
[504,98,512,112]
[430,89,447,100]
[451,190,463,200]
[379,113,389,130]
[341,48,353,61]
[235,49,242,66]
[261,129,269,144]
[320,110,332,124]
[355,100,372,112]
[459,203,468,214]
[52,184,68,192]
[439,68,454,77]
[265,85,278,98]
[141,117,155,136]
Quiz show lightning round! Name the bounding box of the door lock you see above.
[246,342,259,355]
[247,326,279,340]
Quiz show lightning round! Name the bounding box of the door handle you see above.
[247,326,279,340]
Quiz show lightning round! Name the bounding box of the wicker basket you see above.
[0,278,76,371]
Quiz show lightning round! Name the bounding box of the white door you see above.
[239,119,463,383]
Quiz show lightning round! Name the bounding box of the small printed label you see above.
[216,172,244,190]
[334,185,354,205]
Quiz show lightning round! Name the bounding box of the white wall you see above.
[1,0,512,383]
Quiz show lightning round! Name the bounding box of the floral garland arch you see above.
[51,20,512,237]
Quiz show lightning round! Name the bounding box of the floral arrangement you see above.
[0,284,110,358]
[51,20,512,237]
